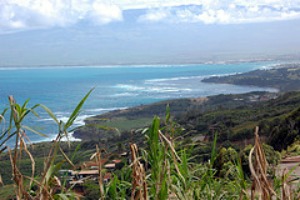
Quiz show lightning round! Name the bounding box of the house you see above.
[104,163,116,171]
[120,152,128,157]
[76,170,99,180]
[112,159,122,164]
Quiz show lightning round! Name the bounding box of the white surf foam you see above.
[110,92,138,97]
[115,84,192,93]
[86,107,128,113]
[145,75,205,83]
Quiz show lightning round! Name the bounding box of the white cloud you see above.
[90,2,122,24]
[138,9,170,22]
[139,1,300,24]
[1,0,300,33]
[110,0,203,10]
[0,0,123,33]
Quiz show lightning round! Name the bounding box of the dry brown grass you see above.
[248,126,300,200]
[249,127,276,199]
[130,143,147,200]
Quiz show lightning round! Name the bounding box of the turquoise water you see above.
[0,62,278,145]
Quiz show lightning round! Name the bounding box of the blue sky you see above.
[1,0,300,66]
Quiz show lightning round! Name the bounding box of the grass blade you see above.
[23,125,48,137]
[65,88,94,129]
[38,104,59,124]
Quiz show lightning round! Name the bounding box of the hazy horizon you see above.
[1,1,300,66]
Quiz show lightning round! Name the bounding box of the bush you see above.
[83,180,100,200]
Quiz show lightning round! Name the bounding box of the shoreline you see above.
[73,63,300,141]
[0,59,291,71]
[0,57,288,68]
[3,62,299,145]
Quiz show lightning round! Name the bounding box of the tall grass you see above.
[0,89,93,199]
[110,110,248,200]
[106,116,300,199]
[1,92,300,199]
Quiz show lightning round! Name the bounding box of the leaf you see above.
[14,104,21,115]
[54,193,71,200]
[19,103,40,122]
[30,109,40,118]
[0,130,17,148]
[65,88,94,129]
[210,133,218,169]
[45,162,63,183]
[21,99,30,110]
[71,144,81,162]
[0,108,8,123]
[27,104,42,118]
[38,104,59,124]
[165,104,171,124]
[59,146,75,168]
[23,125,47,137]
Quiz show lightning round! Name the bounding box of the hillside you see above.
[202,64,300,92]
[179,91,300,150]
[73,91,276,141]
[2,65,300,199]
[73,64,300,152]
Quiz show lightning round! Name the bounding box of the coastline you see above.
[73,91,279,141]
[2,61,298,146]
[202,63,300,92]
[0,57,291,69]
[73,63,300,141]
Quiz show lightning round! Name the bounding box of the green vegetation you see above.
[85,117,152,132]
[81,115,298,199]
[202,64,300,92]
[1,65,300,199]
[74,90,300,155]
[1,93,300,199]
[177,91,300,151]
[0,185,15,199]
[0,89,94,199]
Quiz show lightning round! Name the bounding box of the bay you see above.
[0,62,279,145]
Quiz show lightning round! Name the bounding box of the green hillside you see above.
[202,64,300,91]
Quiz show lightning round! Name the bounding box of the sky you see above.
[1,0,300,66]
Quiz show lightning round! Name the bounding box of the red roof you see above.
[104,173,112,180]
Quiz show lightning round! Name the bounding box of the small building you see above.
[104,163,116,171]
[112,159,122,164]
[76,170,99,180]
[120,152,128,157]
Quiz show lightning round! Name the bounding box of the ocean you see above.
[0,62,279,146]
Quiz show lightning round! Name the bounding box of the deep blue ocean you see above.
[0,62,279,145]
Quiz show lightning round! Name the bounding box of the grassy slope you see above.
[0,185,15,199]
[73,92,273,140]
[180,91,300,147]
